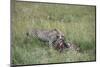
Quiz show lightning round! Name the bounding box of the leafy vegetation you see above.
[11,1,96,65]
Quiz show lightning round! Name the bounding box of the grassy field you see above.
[11,1,96,65]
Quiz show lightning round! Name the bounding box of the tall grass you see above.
[11,1,96,65]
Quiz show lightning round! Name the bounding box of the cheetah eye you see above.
[56,35,59,38]
[62,35,64,37]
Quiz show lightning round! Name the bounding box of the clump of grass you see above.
[11,1,96,65]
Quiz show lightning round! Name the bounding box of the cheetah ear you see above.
[53,28,58,31]
[52,29,60,33]
[50,28,57,32]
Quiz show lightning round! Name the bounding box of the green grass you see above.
[11,1,96,65]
